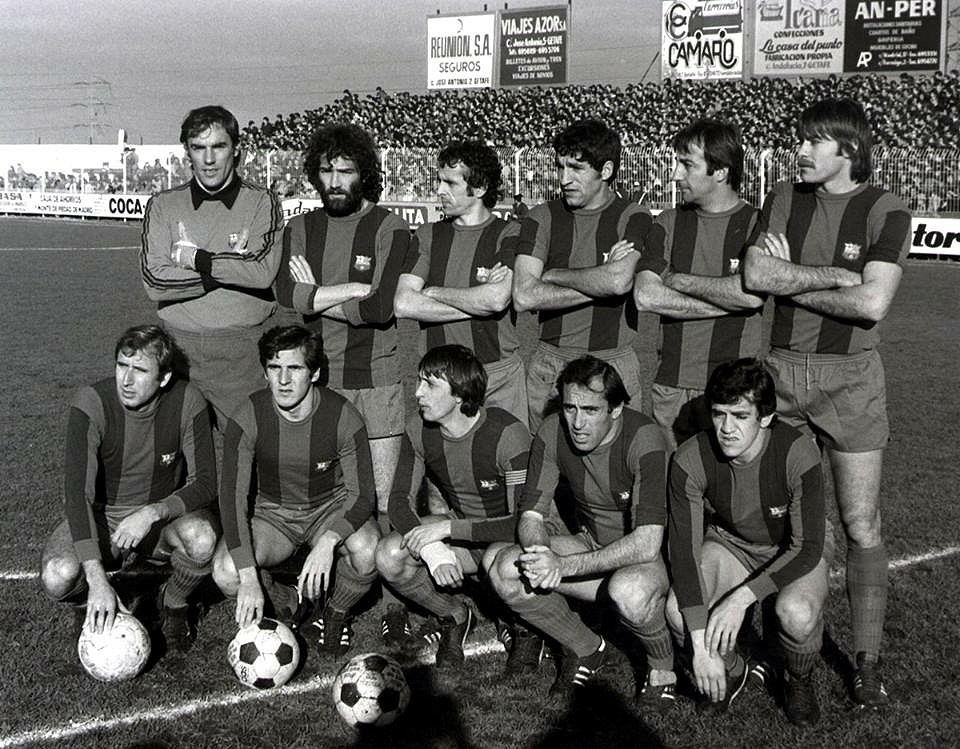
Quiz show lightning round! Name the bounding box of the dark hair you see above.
[258,325,324,373]
[672,118,744,191]
[557,355,630,409]
[303,123,382,202]
[115,325,177,376]
[705,358,776,419]
[418,344,487,417]
[179,105,240,147]
[799,98,873,182]
[552,119,621,183]
[437,140,503,209]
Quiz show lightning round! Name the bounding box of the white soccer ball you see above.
[77,612,151,682]
[227,617,300,689]
[332,652,411,728]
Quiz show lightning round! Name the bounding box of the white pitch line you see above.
[1,545,957,748]
[0,245,138,252]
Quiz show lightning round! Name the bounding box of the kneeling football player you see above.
[375,345,529,668]
[40,325,219,655]
[666,358,831,726]
[212,325,380,656]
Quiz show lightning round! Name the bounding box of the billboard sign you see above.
[662,0,744,80]
[754,0,845,75]
[427,14,496,89]
[499,6,569,86]
[844,0,943,72]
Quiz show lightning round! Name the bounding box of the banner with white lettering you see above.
[498,6,569,87]
[754,0,845,75]
[844,0,943,72]
[0,190,150,219]
[662,0,744,80]
[427,14,495,90]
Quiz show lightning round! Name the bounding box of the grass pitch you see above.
[0,217,958,748]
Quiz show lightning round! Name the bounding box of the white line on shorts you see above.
[0,546,957,747]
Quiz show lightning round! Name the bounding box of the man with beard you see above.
[140,105,284,427]
[275,124,414,647]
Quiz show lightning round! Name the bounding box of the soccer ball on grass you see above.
[227,617,300,689]
[77,611,151,682]
[332,652,411,728]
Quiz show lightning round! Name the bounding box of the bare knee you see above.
[344,522,381,576]
[776,593,821,641]
[481,542,509,575]
[172,516,218,561]
[211,542,239,596]
[41,555,81,599]
[489,545,525,603]
[608,567,667,625]
[375,533,413,582]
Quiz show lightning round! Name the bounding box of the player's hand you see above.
[171,221,199,268]
[761,232,792,262]
[401,522,450,558]
[430,561,464,588]
[84,579,125,635]
[484,262,511,285]
[604,239,636,264]
[299,541,335,603]
[289,255,318,285]
[833,268,863,288]
[704,596,748,657]
[110,506,160,552]
[692,648,728,702]
[518,545,563,590]
[235,578,265,628]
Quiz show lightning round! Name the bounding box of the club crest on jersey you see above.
[315,461,332,472]
[479,479,499,492]
[601,252,610,263]
[768,504,788,519]
[160,452,176,466]
[619,490,631,502]
[354,255,372,272]
[842,243,861,261]
[727,258,740,274]
[475,266,490,283]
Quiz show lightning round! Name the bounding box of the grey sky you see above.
[0,0,660,144]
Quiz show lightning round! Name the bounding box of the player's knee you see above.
[480,542,508,575]
[489,546,524,602]
[40,555,80,599]
[608,568,666,624]
[175,518,218,562]
[776,594,820,641]
[374,534,408,581]
[841,516,882,549]
[664,588,683,635]
[211,545,239,595]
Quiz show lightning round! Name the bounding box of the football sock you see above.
[54,574,89,607]
[328,556,378,614]
[620,617,676,675]
[722,648,745,679]
[779,616,823,678]
[375,515,404,609]
[508,590,600,658]
[847,543,888,659]
[389,565,465,622]
[166,550,210,609]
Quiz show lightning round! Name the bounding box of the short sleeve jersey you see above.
[668,422,826,632]
[220,387,375,570]
[388,407,530,544]
[410,216,521,364]
[638,201,762,389]
[63,378,216,563]
[276,202,415,388]
[516,196,652,351]
[752,181,911,353]
[520,408,667,546]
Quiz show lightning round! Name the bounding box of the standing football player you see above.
[488,357,677,710]
[212,325,380,655]
[512,119,652,431]
[375,345,529,668]
[140,105,284,427]
[40,325,218,654]
[667,359,831,725]
[743,98,911,710]
[634,119,764,449]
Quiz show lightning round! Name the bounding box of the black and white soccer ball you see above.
[227,617,300,689]
[77,611,151,682]
[332,652,411,727]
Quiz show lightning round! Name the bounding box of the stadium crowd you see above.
[240,72,960,151]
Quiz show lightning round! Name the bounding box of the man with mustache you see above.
[275,123,414,649]
[634,119,765,450]
[743,98,912,711]
[511,119,652,432]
